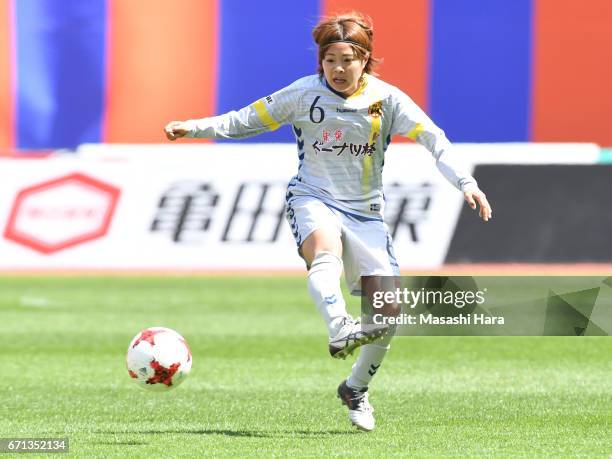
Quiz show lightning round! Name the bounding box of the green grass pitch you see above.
[0,276,610,458]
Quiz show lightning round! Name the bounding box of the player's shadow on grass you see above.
[94,429,270,438]
[95,428,358,437]
[278,429,360,437]
[95,440,149,446]
[142,429,273,438]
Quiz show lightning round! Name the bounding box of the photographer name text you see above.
[373,313,504,326]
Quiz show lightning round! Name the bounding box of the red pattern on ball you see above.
[132,328,164,348]
[146,360,181,386]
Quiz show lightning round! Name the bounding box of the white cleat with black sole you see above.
[328,317,389,360]
[337,380,375,431]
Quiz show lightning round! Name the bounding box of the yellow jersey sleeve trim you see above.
[252,99,281,131]
[405,123,424,140]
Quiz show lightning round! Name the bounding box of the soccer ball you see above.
[126,327,192,391]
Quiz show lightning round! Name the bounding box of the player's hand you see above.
[464,188,492,222]
[164,121,190,141]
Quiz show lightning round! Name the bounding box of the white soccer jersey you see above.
[186,74,477,218]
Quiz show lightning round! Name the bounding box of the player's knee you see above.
[308,251,343,278]
[300,230,341,266]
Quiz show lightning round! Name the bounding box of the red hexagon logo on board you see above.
[3,173,121,254]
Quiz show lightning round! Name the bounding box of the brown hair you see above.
[312,12,381,76]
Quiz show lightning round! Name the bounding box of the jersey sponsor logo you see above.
[370,203,381,212]
[336,108,357,113]
[320,129,344,143]
[311,140,376,157]
[265,95,273,104]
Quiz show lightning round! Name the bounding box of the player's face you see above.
[321,43,368,97]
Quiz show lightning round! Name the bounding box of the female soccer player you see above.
[165,12,492,431]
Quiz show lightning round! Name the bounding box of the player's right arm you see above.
[165,80,302,141]
[389,88,492,222]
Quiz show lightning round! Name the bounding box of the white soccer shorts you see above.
[285,195,400,295]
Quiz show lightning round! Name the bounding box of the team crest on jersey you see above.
[368,101,383,118]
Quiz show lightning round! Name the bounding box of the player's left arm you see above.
[390,91,492,222]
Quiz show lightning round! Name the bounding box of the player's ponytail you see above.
[312,12,381,76]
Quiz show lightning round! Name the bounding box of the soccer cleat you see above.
[328,317,388,359]
[337,380,375,431]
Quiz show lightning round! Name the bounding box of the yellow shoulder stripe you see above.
[252,99,281,131]
[406,123,424,140]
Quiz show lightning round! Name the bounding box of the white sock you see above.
[307,251,348,337]
[347,330,394,390]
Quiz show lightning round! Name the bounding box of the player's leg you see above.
[286,196,348,337]
[347,275,399,390]
[301,229,390,359]
[338,222,400,431]
[338,298,397,431]
[286,196,388,357]
[300,227,348,337]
